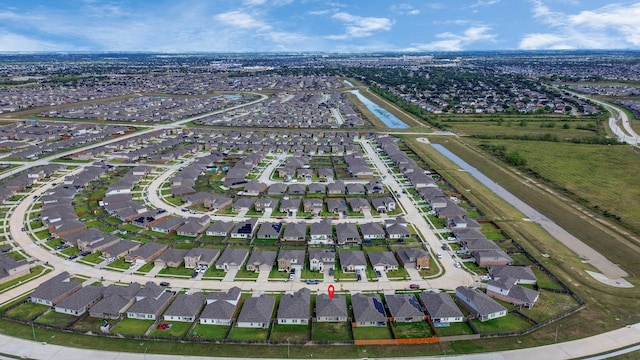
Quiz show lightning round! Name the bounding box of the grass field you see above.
[3,302,48,321]
[229,327,270,341]
[35,311,77,327]
[519,291,581,323]
[352,325,393,340]
[471,314,532,334]
[270,324,310,342]
[148,321,192,338]
[392,321,434,338]
[312,321,353,341]
[111,318,153,336]
[72,316,109,333]
[434,321,476,337]
[190,324,230,340]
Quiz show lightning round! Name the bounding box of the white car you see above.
[454,262,462,268]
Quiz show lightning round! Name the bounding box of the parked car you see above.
[306,279,319,285]
[160,281,170,287]
[409,284,421,289]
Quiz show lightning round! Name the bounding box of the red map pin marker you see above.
[328,284,335,300]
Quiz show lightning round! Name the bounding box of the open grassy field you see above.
[34,311,77,327]
[190,324,230,340]
[434,321,475,337]
[270,324,310,342]
[441,116,601,139]
[352,325,393,340]
[392,321,434,338]
[312,321,353,341]
[3,302,48,321]
[229,327,270,341]
[111,318,153,336]
[471,314,532,334]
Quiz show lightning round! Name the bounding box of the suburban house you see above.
[338,251,367,273]
[385,223,411,239]
[455,286,507,322]
[54,285,104,316]
[125,242,168,265]
[176,216,210,237]
[360,222,386,241]
[277,288,311,325]
[30,271,82,306]
[215,248,249,271]
[154,248,189,268]
[200,287,242,325]
[486,266,539,308]
[0,252,30,284]
[232,197,255,212]
[101,239,141,259]
[90,283,141,319]
[163,292,206,322]
[309,219,333,245]
[236,294,276,329]
[327,199,348,215]
[419,291,464,325]
[205,220,234,237]
[367,251,399,272]
[370,197,396,213]
[303,198,323,216]
[256,222,283,240]
[282,222,306,242]
[396,248,430,270]
[277,249,305,272]
[348,198,370,213]
[315,293,348,322]
[280,198,301,215]
[230,218,259,239]
[149,217,185,234]
[385,294,425,322]
[184,248,220,269]
[474,249,513,267]
[309,249,335,272]
[246,250,277,272]
[336,223,361,245]
[254,197,276,212]
[351,293,387,327]
[126,282,174,320]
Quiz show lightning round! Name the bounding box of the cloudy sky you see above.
[1,0,639,52]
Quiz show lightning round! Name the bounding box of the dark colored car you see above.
[160,281,170,287]
[409,284,421,289]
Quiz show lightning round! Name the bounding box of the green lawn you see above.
[229,326,270,341]
[111,318,154,335]
[107,258,130,270]
[235,268,259,280]
[392,321,434,338]
[352,325,393,340]
[471,313,532,334]
[72,316,110,333]
[158,266,194,276]
[35,311,77,327]
[519,291,581,323]
[149,321,193,338]
[80,251,103,264]
[3,302,49,321]
[434,321,476,337]
[312,321,353,341]
[190,324,230,340]
[270,324,310,342]
[533,268,564,290]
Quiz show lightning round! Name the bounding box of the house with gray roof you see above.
[254,197,276,212]
[360,222,385,241]
[308,249,335,272]
[386,223,411,239]
[339,251,366,273]
[246,250,277,272]
[267,183,287,196]
[101,239,141,259]
[348,198,370,213]
[385,294,425,322]
[90,283,141,319]
[475,249,512,267]
[54,285,104,316]
[455,286,507,322]
[336,223,361,245]
[215,248,249,271]
[303,198,323,216]
[230,218,259,239]
[419,291,464,325]
[367,251,399,272]
[277,249,305,272]
[200,287,242,325]
[277,288,311,325]
[150,217,185,234]
[232,197,256,212]
[282,222,306,242]
[205,220,234,237]
[154,248,189,268]
[256,222,283,240]
[176,216,210,237]
[125,242,168,265]
[279,198,301,215]
[327,199,348,215]
[184,248,220,269]
[396,248,430,270]
[486,276,540,309]
[488,266,537,285]
[0,252,29,284]
[236,294,276,328]
[327,180,345,195]
[315,293,347,322]
[307,183,326,194]
[371,197,396,213]
[163,292,206,322]
[352,293,387,327]
[30,271,82,306]
[126,282,174,320]
[309,218,333,245]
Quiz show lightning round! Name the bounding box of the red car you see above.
[409,284,421,289]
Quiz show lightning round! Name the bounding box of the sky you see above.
[1,0,639,53]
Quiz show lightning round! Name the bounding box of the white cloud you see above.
[391,4,420,15]
[214,11,271,31]
[0,32,72,52]
[521,1,640,49]
[408,26,496,51]
[471,0,502,8]
[326,12,393,40]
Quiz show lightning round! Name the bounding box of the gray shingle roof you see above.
[315,293,347,319]
[237,294,275,324]
[31,271,82,304]
[385,294,424,319]
[419,292,463,320]
[367,251,399,267]
[163,292,206,318]
[352,293,387,323]
[456,286,506,317]
[277,288,310,320]
[55,285,104,312]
